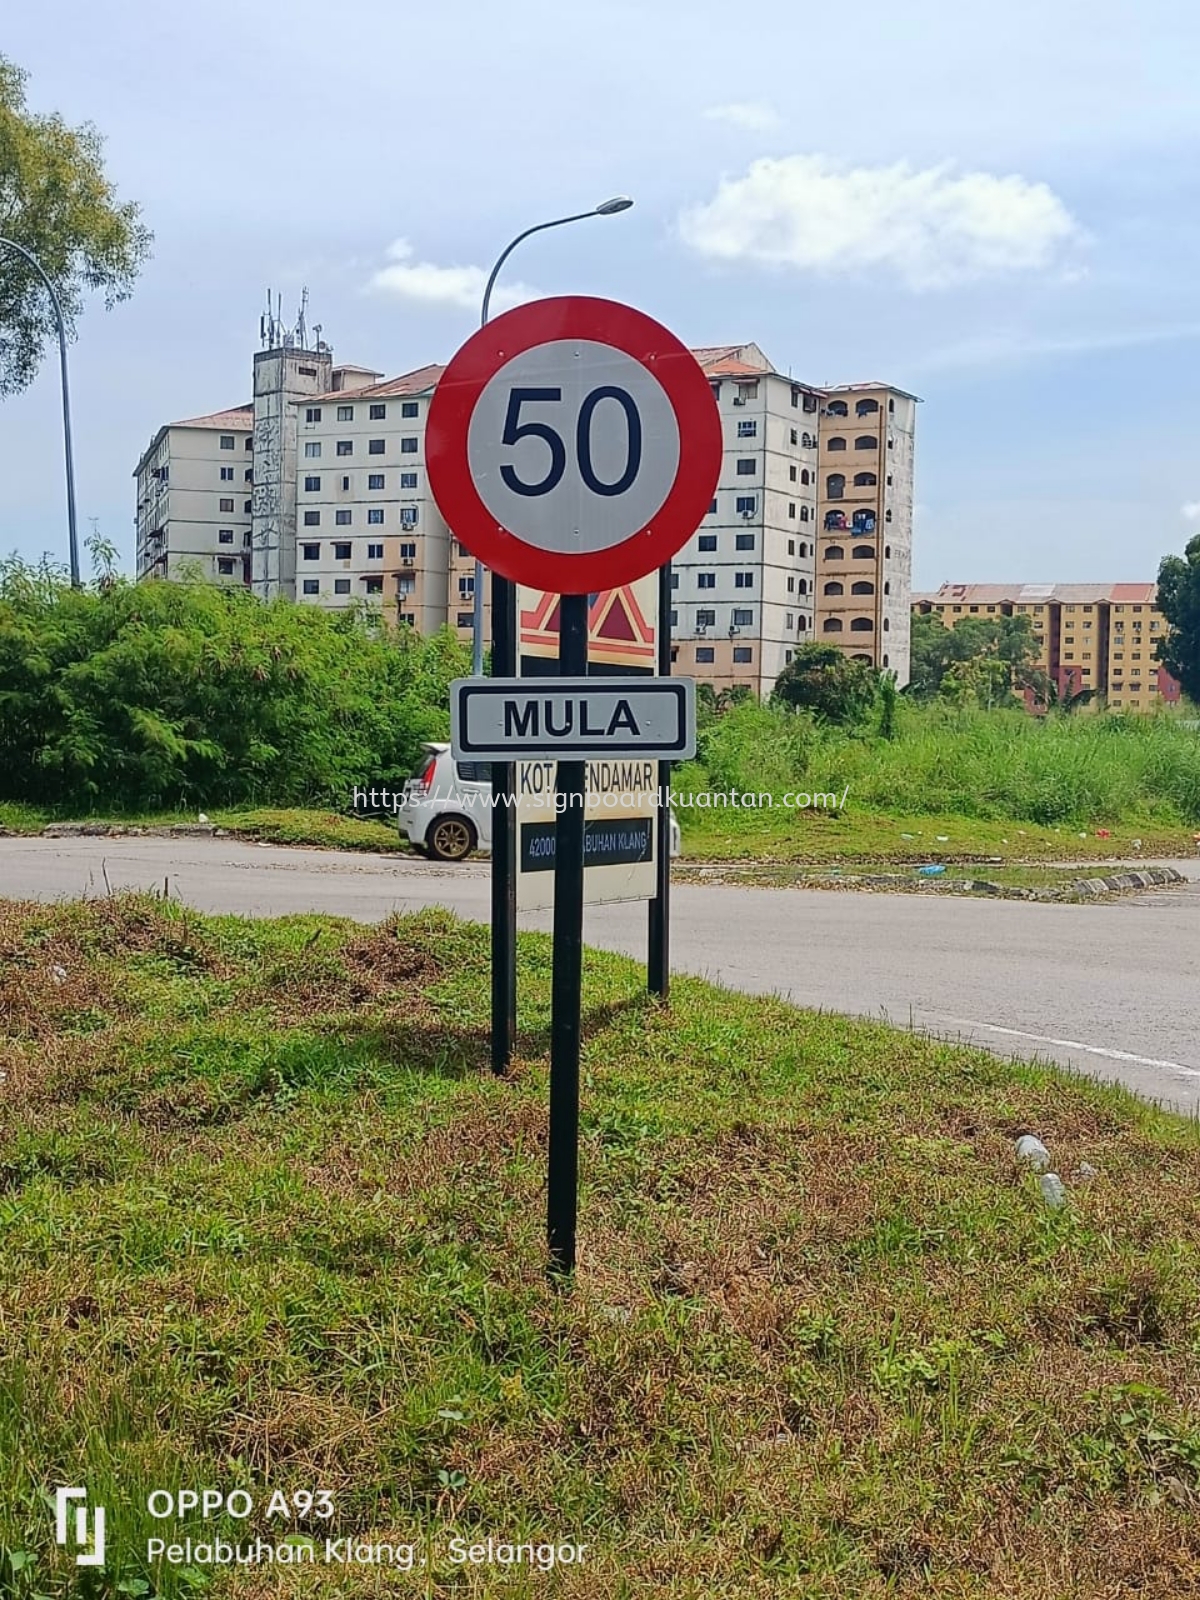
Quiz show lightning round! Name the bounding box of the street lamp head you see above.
[595,196,634,215]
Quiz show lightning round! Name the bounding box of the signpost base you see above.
[547,592,589,1278]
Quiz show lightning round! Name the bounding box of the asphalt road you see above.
[3,835,1199,1113]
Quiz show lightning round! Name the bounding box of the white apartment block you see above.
[135,337,916,692]
[134,407,255,583]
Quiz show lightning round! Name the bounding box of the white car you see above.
[397,742,681,862]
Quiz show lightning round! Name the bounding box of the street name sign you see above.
[425,296,722,591]
[451,676,694,762]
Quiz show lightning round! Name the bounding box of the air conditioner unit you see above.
[402,557,414,567]
[742,510,755,520]
[732,397,745,407]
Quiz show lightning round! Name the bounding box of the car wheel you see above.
[425,815,477,861]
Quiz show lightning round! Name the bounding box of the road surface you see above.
[3,835,1199,1113]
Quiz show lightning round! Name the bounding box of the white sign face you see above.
[451,678,695,762]
[516,758,659,911]
[465,341,681,558]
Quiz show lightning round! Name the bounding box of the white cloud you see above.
[1182,502,1200,521]
[679,155,1083,291]
[915,321,1200,374]
[368,240,539,312]
[703,102,782,133]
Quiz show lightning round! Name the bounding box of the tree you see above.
[0,55,151,394]
[907,610,1048,706]
[770,643,879,726]
[1156,536,1200,702]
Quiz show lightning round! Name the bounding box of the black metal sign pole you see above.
[490,572,518,1075]
[547,591,589,1277]
[648,560,672,998]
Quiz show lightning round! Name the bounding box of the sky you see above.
[3,0,1199,588]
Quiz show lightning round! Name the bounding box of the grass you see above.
[0,804,402,855]
[2,895,1199,1597]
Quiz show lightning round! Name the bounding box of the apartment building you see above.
[913,583,1182,710]
[816,384,917,680]
[136,334,916,693]
[134,407,255,583]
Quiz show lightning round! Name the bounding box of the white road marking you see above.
[929,1015,1200,1079]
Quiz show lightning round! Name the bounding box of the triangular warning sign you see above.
[519,576,658,669]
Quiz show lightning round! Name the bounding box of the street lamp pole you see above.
[477,197,633,1078]
[471,196,633,675]
[0,237,81,587]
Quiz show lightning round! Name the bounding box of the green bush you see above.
[0,563,468,810]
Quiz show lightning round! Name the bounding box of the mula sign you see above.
[451,677,695,761]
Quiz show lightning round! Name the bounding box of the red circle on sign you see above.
[425,296,722,593]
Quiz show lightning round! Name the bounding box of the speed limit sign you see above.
[425,296,722,593]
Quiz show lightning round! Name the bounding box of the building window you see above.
[303,543,320,560]
[851,544,876,560]
[334,578,351,595]
[799,542,808,557]
[400,508,419,528]
[826,400,848,417]
[735,495,756,514]
[305,442,321,458]
[732,607,753,626]
[737,419,757,438]
[787,503,796,519]
[823,617,843,632]
[459,574,475,596]
[334,542,352,561]
[244,468,253,482]
[850,617,874,632]
[368,403,387,420]
[790,387,801,408]
[670,571,680,589]
[708,498,718,515]
[856,398,880,416]
[825,545,845,560]
[337,405,354,422]
[789,465,798,483]
[698,573,716,589]
[799,506,810,522]
[733,646,752,663]
[340,476,350,492]
[244,500,252,513]
[368,439,385,455]
[735,572,754,588]
[303,511,320,527]
[368,473,385,490]
[216,558,234,575]
[245,435,254,450]
[220,466,234,481]
[696,647,715,663]
[826,475,846,500]
[787,576,795,592]
[696,608,716,627]
[824,580,844,597]
[399,542,416,560]
[401,437,418,453]
[798,578,808,595]
[302,579,319,595]
[367,508,383,525]
[853,471,877,486]
[699,534,717,551]
[854,435,878,450]
[336,440,352,456]
[367,542,383,559]
[736,533,755,550]
[306,407,322,423]
[218,529,233,544]
[219,497,234,512]
[401,401,419,418]
[851,580,875,595]
[364,576,384,594]
[400,472,418,489]
[220,435,235,450]
[670,609,678,627]
[335,510,352,527]
[736,458,756,475]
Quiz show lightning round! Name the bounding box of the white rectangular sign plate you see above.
[451,677,695,761]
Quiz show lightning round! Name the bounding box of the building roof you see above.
[171,405,253,430]
[914,582,1161,607]
[823,380,923,402]
[304,363,446,404]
